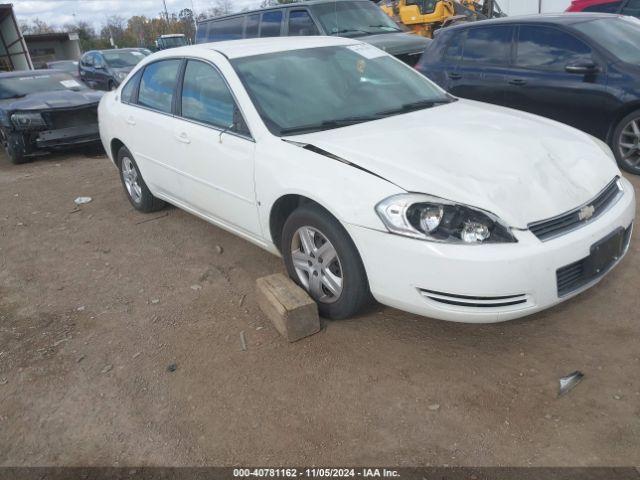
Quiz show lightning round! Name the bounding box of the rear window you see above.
[462,25,513,65]
[138,60,181,113]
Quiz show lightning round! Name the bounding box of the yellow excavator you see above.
[379,0,503,38]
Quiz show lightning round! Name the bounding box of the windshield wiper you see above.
[280,115,383,136]
[376,99,454,116]
[4,94,26,99]
[366,24,402,31]
[332,28,370,36]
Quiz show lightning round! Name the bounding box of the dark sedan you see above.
[416,13,640,174]
[0,70,103,164]
[79,48,149,91]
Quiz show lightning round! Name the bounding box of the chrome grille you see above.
[529,177,622,241]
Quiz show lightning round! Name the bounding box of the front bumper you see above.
[35,124,100,149]
[346,177,636,323]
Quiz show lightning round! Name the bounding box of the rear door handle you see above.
[508,78,527,86]
[447,72,462,80]
[126,116,136,126]
[175,132,191,144]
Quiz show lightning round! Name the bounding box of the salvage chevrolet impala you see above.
[98,37,635,323]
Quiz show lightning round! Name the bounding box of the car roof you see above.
[198,0,370,23]
[150,36,360,60]
[88,48,144,54]
[444,12,621,31]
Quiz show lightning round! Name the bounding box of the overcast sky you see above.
[13,0,266,29]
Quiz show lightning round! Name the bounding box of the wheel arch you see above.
[269,194,346,254]
[607,101,640,144]
[110,138,126,167]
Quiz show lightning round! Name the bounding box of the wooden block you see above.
[256,273,320,342]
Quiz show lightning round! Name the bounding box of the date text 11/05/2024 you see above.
[233,468,401,478]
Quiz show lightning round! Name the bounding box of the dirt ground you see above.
[0,149,638,467]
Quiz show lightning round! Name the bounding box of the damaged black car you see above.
[0,70,103,164]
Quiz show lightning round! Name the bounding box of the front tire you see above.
[282,204,370,319]
[612,110,640,175]
[2,131,27,164]
[117,146,165,213]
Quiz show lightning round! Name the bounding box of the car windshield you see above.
[49,61,78,73]
[311,1,401,36]
[232,45,451,136]
[160,36,187,48]
[573,17,640,64]
[0,72,84,100]
[103,50,147,68]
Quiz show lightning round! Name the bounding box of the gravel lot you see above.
[0,150,638,466]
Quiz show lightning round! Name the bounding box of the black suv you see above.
[79,48,150,91]
[416,13,640,174]
[196,0,430,65]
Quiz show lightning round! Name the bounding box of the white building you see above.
[499,0,573,15]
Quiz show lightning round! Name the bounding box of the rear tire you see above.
[117,146,165,213]
[281,204,370,320]
[611,110,640,175]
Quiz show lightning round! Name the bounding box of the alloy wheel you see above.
[618,117,640,170]
[121,156,142,203]
[291,226,343,304]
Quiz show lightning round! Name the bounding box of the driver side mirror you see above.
[565,61,599,75]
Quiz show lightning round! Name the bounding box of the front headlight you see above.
[115,71,128,82]
[375,193,517,244]
[11,112,47,130]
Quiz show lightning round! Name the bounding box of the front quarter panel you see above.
[255,137,405,250]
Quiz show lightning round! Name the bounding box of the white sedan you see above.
[98,36,635,323]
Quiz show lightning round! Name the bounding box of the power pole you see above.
[162,0,170,28]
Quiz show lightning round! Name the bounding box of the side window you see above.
[443,31,465,63]
[462,26,513,65]
[622,0,640,16]
[181,60,248,135]
[516,26,592,70]
[121,69,142,103]
[138,59,182,114]
[260,11,283,37]
[195,23,209,43]
[288,10,319,36]
[583,1,622,12]
[246,14,260,38]
[208,17,245,41]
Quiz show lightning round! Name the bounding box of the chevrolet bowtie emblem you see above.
[578,205,595,221]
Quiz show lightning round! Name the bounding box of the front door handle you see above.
[508,78,527,86]
[175,132,191,144]
[447,72,462,80]
[126,116,136,126]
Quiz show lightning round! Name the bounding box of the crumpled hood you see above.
[290,100,620,228]
[359,32,430,55]
[2,89,104,112]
